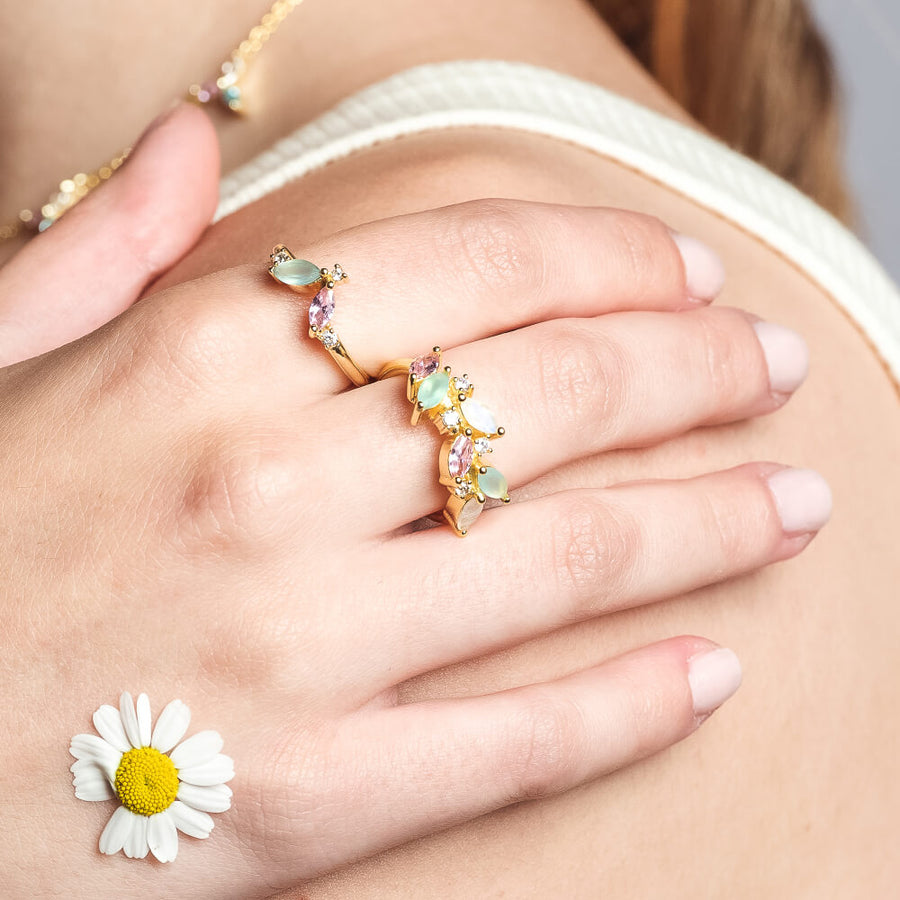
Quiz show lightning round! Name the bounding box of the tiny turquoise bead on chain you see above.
[271,258,324,287]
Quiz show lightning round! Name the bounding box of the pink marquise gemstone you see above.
[309,286,335,329]
[409,353,440,379]
[448,435,474,478]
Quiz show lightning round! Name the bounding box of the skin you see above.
[1,1,898,897]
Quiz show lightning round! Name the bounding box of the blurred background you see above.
[812,0,899,281]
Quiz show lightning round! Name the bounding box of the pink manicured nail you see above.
[670,232,726,301]
[766,468,833,534]
[753,321,810,393]
[688,647,743,716]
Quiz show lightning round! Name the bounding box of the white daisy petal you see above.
[169,730,223,770]
[176,782,233,813]
[119,692,141,749]
[76,781,115,801]
[69,734,121,781]
[124,813,149,859]
[148,810,179,863]
[151,699,191,753]
[169,800,215,839]
[136,693,152,747]
[92,705,130,754]
[99,806,135,856]
[70,757,100,775]
[177,753,235,786]
[73,765,115,801]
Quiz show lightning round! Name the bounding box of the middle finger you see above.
[323,303,808,537]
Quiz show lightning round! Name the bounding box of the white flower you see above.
[70,692,234,863]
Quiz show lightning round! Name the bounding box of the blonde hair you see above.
[593,0,854,224]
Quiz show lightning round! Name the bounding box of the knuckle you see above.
[535,322,627,437]
[175,428,299,556]
[507,693,585,802]
[549,495,642,615]
[694,311,747,409]
[240,721,336,868]
[607,211,671,288]
[439,199,543,298]
[127,289,251,400]
[696,487,753,574]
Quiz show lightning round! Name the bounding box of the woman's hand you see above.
[0,110,829,898]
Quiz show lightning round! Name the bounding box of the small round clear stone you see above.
[474,437,492,454]
[320,330,339,349]
[455,481,471,498]
[453,375,471,392]
[441,409,461,428]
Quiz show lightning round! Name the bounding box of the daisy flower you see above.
[70,692,234,863]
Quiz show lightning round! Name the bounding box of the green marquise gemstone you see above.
[478,466,508,499]
[272,258,323,286]
[417,372,451,410]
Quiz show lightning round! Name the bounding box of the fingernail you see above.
[670,232,726,302]
[753,321,810,393]
[688,647,743,716]
[766,467,833,534]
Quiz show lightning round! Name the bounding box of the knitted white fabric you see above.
[217,60,900,383]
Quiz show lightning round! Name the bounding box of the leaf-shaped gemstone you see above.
[272,258,323,287]
[478,467,508,499]
[417,372,450,410]
[457,497,484,532]
[447,435,474,477]
[461,399,497,435]
[309,286,335,329]
[409,353,441,379]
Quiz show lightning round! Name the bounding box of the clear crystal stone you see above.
[474,437,492,455]
[453,375,471,392]
[271,248,291,266]
[455,481,471,498]
[441,409,461,428]
[320,330,339,349]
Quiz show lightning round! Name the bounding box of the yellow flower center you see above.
[113,747,179,817]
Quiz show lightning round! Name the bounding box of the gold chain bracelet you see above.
[0,0,301,244]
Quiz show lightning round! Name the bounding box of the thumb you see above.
[0,102,220,366]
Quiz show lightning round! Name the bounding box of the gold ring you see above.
[377,347,510,537]
[268,245,372,386]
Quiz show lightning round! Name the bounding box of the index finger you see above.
[262,198,725,392]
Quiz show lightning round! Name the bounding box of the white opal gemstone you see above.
[457,497,483,531]
[462,399,497,435]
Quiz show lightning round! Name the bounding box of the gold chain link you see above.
[1,0,302,244]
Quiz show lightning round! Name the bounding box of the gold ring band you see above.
[268,245,372,387]
[378,348,510,537]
